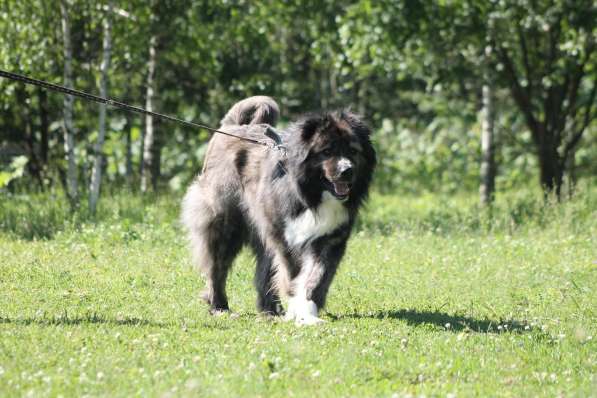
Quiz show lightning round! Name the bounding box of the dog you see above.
[181,96,376,325]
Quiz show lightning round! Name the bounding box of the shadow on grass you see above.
[0,314,229,330]
[328,309,534,334]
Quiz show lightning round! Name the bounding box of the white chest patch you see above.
[284,192,349,247]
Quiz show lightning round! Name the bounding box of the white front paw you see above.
[285,298,323,326]
[284,310,296,322]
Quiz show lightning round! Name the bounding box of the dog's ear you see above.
[340,110,371,137]
[301,113,339,141]
[300,115,321,141]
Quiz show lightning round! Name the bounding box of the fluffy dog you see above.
[181,96,375,324]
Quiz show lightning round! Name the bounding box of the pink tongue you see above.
[333,182,350,196]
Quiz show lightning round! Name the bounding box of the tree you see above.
[140,33,157,193]
[488,0,596,198]
[89,0,113,214]
[339,0,596,198]
[140,1,159,193]
[1,0,62,189]
[1,0,595,198]
[480,76,497,206]
[60,0,78,208]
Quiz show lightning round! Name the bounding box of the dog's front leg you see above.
[285,254,326,325]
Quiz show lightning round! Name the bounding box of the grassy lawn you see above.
[0,188,595,397]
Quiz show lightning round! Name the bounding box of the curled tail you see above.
[220,96,279,127]
[201,96,280,174]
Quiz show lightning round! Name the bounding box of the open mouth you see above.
[324,179,352,200]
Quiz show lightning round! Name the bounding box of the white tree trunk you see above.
[60,0,78,207]
[89,0,113,214]
[480,82,496,206]
[141,34,157,193]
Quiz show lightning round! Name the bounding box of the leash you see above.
[0,69,286,153]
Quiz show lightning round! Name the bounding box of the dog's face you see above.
[296,112,375,203]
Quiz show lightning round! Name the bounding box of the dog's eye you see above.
[349,148,359,156]
[322,148,333,156]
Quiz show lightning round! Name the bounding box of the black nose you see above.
[340,167,353,180]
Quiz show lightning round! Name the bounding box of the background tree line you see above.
[0,0,595,212]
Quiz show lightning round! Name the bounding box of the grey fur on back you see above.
[200,96,279,174]
[182,96,283,312]
[220,95,279,127]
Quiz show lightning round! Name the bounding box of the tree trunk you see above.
[25,116,43,188]
[89,1,113,215]
[479,83,496,206]
[151,129,161,191]
[61,0,78,208]
[537,134,563,200]
[356,79,368,117]
[15,87,42,187]
[141,34,157,193]
[38,87,49,166]
[319,67,327,110]
[139,114,145,176]
[565,146,577,198]
[329,67,337,106]
[23,97,43,188]
[124,114,133,184]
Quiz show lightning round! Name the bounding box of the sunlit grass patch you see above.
[0,187,595,396]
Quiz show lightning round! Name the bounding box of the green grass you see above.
[0,186,596,397]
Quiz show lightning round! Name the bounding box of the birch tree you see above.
[140,32,157,193]
[479,80,496,206]
[89,0,113,214]
[60,0,78,208]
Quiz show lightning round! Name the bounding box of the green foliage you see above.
[0,155,27,188]
[0,0,595,196]
[0,188,595,396]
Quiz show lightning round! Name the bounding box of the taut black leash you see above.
[0,69,285,152]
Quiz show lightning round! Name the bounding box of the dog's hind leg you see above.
[203,216,245,312]
[182,182,245,313]
[252,239,283,315]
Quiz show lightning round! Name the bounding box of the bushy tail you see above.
[220,96,279,127]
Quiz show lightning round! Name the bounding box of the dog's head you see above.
[288,111,376,206]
